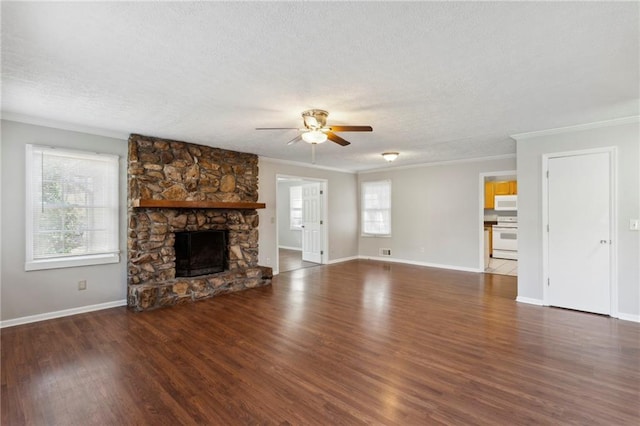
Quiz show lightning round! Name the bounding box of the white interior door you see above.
[301,183,322,263]
[547,151,611,314]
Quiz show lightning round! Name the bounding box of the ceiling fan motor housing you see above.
[302,109,328,129]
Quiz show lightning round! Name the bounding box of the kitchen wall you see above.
[358,156,517,271]
[258,158,359,272]
[1,120,128,323]
[277,179,302,250]
[515,118,640,320]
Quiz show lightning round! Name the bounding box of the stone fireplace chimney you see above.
[126,134,272,312]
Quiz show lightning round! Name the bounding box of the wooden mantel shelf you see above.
[131,199,266,209]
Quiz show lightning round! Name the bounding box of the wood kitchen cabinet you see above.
[494,181,509,195]
[484,181,495,209]
[485,225,493,256]
[494,181,517,195]
[485,180,517,208]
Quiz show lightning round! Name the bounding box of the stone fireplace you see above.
[126,134,272,312]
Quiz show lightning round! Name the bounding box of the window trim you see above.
[25,253,121,271]
[24,144,120,271]
[361,179,392,237]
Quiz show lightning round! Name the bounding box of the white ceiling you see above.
[2,2,638,172]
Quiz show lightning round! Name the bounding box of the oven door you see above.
[492,226,518,251]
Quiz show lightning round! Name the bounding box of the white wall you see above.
[277,180,302,249]
[358,156,517,271]
[258,159,359,272]
[515,118,640,318]
[7,118,634,322]
[1,120,128,322]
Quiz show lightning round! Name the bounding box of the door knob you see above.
[600,240,608,244]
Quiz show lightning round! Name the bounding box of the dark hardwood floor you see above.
[279,248,319,272]
[2,260,639,425]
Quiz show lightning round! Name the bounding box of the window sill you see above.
[361,234,392,238]
[25,253,120,271]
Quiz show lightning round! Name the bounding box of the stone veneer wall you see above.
[127,134,272,311]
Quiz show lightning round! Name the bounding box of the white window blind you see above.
[289,186,303,229]
[25,145,120,270]
[361,180,391,236]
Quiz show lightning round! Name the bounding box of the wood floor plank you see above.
[279,248,319,273]
[2,260,639,425]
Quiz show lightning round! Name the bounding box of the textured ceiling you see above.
[2,2,638,171]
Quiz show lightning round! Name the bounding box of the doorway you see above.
[276,175,328,273]
[542,148,616,315]
[479,170,518,276]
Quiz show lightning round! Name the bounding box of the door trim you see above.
[275,174,328,274]
[541,147,618,317]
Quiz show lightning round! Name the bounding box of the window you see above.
[361,180,391,236]
[289,186,303,229]
[25,145,120,271]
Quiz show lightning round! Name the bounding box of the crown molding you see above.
[511,116,640,140]
[1,111,129,140]
[259,156,356,174]
[357,153,516,174]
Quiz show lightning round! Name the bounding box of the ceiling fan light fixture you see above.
[303,116,318,128]
[382,152,399,162]
[302,109,328,129]
[302,130,328,144]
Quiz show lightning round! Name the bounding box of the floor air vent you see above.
[379,248,392,256]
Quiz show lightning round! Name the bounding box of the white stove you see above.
[495,216,517,228]
[493,216,518,260]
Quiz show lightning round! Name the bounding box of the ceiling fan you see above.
[256,109,373,148]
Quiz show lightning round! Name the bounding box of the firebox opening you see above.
[175,230,227,277]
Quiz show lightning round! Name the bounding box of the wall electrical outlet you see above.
[78,280,87,291]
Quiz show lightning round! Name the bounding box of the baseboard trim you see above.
[516,297,545,306]
[278,245,302,251]
[513,300,639,322]
[358,255,482,273]
[326,256,360,265]
[0,299,128,329]
[617,313,640,323]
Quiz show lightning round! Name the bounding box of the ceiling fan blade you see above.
[328,125,373,132]
[255,127,300,130]
[327,132,351,146]
[287,135,303,145]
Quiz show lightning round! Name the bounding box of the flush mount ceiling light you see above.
[382,152,399,162]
